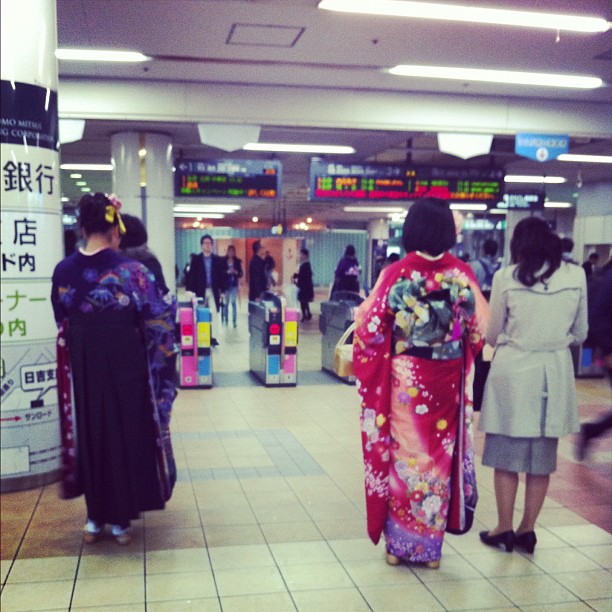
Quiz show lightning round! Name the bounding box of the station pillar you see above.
[111,132,176,293]
[1,0,63,491]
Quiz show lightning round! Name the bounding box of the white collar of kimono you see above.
[416,251,444,261]
[79,246,112,256]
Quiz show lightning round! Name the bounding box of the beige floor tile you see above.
[490,574,579,606]
[314,519,365,540]
[204,523,266,547]
[260,521,323,543]
[466,550,543,577]
[327,538,383,562]
[77,552,144,578]
[0,579,74,611]
[280,562,353,591]
[144,508,202,529]
[553,569,612,600]
[71,605,145,611]
[576,544,612,569]
[146,570,217,602]
[220,592,296,612]
[342,559,421,587]
[147,599,221,611]
[146,527,206,551]
[427,577,515,610]
[209,544,275,570]
[1,559,12,584]
[518,603,598,611]
[410,554,485,582]
[214,565,287,597]
[270,541,336,565]
[253,502,312,524]
[145,547,211,574]
[201,506,258,526]
[548,524,612,547]
[5,555,79,583]
[530,547,603,574]
[360,583,445,612]
[585,599,612,612]
[535,507,591,527]
[291,587,371,612]
[72,575,145,607]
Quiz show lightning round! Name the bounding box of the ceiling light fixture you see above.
[173,213,225,219]
[388,65,602,89]
[60,163,113,171]
[544,201,573,208]
[449,203,488,211]
[75,181,87,186]
[69,173,82,179]
[80,187,91,192]
[504,175,566,183]
[489,209,508,215]
[557,153,612,163]
[318,1,610,33]
[252,216,259,223]
[244,143,355,154]
[344,206,406,213]
[56,49,150,62]
[174,204,241,214]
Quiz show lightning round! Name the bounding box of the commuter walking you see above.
[470,238,500,300]
[479,217,588,554]
[249,240,268,301]
[332,244,361,294]
[185,234,227,346]
[222,244,243,328]
[354,197,489,569]
[294,248,314,321]
[264,250,277,288]
[52,193,176,546]
[582,252,599,279]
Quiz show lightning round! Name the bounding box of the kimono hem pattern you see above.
[354,252,488,562]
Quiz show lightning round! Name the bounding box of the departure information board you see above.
[308,160,504,201]
[175,159,282,198]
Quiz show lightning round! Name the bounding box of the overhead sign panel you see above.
[175,159,281,198]
[495,192,545,210]
[515,133,569,162]
[308,160,504,201]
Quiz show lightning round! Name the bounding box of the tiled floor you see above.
[1,299,611,611]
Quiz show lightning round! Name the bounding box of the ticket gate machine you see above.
[249,292,298,386]
[319,291,363,384]
[178,298,213,388]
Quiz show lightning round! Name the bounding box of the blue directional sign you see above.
[515,134,569,162]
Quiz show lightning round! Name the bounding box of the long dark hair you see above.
[511,217,561,287]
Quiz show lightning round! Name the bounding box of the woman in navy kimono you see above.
[52,193,176,545]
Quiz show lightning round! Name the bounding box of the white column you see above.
[111,132,176,293]
[0,0,63,491]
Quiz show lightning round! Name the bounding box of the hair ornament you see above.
[104,194,126,234]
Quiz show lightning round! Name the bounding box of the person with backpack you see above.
[471,239,501,300]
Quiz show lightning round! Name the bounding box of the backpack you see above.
[478,257,500,290]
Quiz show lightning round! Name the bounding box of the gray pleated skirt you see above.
[482,434,559,475]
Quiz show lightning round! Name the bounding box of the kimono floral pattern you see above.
[354,252,487,560]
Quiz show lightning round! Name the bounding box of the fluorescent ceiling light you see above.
[69,173,82,179]
[489,209,507,215]
[80,187,91,192]
[318,1,610,33]
[505,175,566,184]
[173,212,225,219]
[449,203,488,211]
[174,204,241,214]
[61,163,113,171]
[557,153,612,164]
[544,201,573,208]
[244,143,355,154]
[388,65,602,89]
[75,181,87,186]
[344,206,406,213]
[56,49,150,62]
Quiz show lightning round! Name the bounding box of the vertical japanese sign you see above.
[1,0,64,489]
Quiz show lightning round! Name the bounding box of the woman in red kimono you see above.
[354,198,489,568]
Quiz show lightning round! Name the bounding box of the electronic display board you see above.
[175,159,281,198]
[495,193,545,210]
[308,160,504,201]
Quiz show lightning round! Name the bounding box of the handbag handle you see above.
[336,322,356,348]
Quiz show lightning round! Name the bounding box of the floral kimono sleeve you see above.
[353,267,395,544]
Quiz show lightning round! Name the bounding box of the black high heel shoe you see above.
[514,531,537,553]
[479,530,515,552]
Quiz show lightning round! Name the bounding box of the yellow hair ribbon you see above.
[105,205,127,235]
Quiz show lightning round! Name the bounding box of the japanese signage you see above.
[175,159,282,198]
[308,160,504,201]
[495,193,545,210]
[515,133,569,162]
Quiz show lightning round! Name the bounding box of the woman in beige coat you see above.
[478,217,588,554]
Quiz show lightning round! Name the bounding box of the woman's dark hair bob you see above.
[344,244,356,257]
[510,216,561,287]
[120,213,148,249]
[78,192,120,235]
[402,197,456,256]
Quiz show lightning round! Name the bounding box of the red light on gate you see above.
[269,324,281,335]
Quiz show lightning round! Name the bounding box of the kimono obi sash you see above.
[398,339,462,361]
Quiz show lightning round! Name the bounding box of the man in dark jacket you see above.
[249,240,268,301]
[185,234,227,345]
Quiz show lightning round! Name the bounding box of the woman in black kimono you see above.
[294,248,314,321]
[52,193,176,545]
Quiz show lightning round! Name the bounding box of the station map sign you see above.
[308,160,504,201]
[495,193,545,210]
[175,159,282,198]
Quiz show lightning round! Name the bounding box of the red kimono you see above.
[354,251,489,563]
